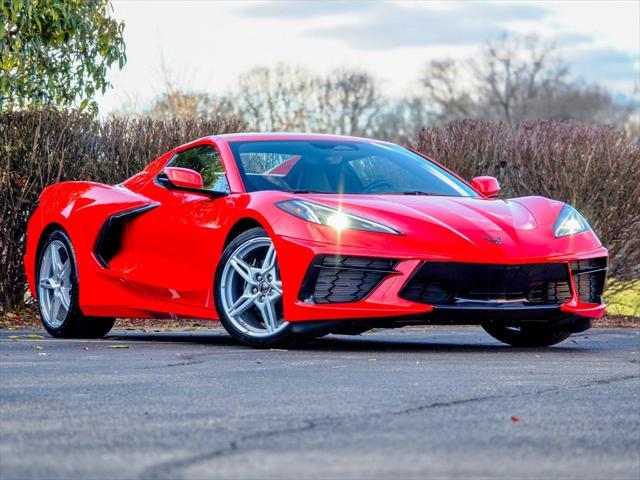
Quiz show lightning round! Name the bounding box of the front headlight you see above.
[276,199,401,234]
[553,205,590,237]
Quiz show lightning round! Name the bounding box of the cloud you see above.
[239,1,370,19]
[569,47,640,83]
[241,2,551,49]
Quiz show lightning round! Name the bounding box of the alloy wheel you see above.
[38,240,72,328]
[220,237,287,337]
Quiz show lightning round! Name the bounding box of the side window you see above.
[168,145,229,192]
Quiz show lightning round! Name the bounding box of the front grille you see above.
[570,258,607,304]
[400,262,572,306]
[299,255,397,304]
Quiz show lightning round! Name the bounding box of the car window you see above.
[168,145,229,192]
[229,140,477,196]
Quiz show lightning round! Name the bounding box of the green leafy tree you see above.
[1,0,126,113]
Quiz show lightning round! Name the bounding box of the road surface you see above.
[1,327,639,479]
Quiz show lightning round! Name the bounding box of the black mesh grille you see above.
[570,258,607,304]
[299,255,397,304]
[400,262,572,306]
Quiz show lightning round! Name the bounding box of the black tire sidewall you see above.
[214,227,296,348]
[36,230,82,337]
[36,229,114,338]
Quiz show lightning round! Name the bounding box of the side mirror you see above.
[161,167,204,189]
[471,176,500,197]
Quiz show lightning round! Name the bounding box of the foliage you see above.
[0,109,245,311]
[1,0,126,113]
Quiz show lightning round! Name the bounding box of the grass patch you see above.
[605,279,640,317]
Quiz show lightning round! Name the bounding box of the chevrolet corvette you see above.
[24,133,607,347]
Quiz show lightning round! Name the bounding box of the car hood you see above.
[281,193,602,261]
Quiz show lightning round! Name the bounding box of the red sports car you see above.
[24,133,607,347]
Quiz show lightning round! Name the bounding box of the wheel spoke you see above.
[60,260,71,280]
[230,256,255,284]
[262,244,276,273]
[60,286,71,309]
[259,299,278,333]
[50,245,63,273]
[227,294,256,318]
[51,294,62,322]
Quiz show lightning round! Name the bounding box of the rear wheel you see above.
[36,230,115,338]
[481,321,572,347]
[214,227,302,348]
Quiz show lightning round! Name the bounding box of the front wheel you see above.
[481,321,572,347]
[214,228,302,348]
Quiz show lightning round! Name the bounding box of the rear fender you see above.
[24,182,155,310]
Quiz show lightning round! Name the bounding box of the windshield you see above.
[229,140,478,197]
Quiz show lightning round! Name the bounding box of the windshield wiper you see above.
[396,191,436,195]
[288,189,329,194]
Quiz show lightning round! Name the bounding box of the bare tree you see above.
[421,34,635,127]
[421,60,476,122]
[234,64,318,132]
[317,69,381,136]
[475,34,568,123]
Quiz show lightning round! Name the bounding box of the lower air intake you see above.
[400,262,573,306]
[299,255,397,304]
[570,258,607,304]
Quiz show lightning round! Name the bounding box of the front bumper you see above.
[276,235,607,324]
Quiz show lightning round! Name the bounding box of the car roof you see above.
[211,132,393,145]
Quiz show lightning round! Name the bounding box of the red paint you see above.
[471,176,501,197]
[23,133,607,324]
[164,167,203,189]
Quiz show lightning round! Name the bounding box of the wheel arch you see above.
[224,217,267,248]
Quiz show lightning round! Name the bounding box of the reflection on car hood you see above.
[285,193,595,260]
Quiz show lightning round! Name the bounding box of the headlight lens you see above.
[553,205,590,237]
[276,199,401,234]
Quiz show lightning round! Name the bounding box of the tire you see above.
[214,227,303,348]
[481,321,572,347]
[36,229,115,338]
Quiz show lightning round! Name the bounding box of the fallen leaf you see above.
[22,334,44,339]
[511,416,520,423]
[8,335,19,340]
[32,345,44,350]
[108,345,130,349]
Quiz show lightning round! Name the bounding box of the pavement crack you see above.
[139,420,317,479]
[385,373,640,417]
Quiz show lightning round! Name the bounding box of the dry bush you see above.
[417,120,640,280]
[0,110,244,312]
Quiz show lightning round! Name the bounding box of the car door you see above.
[118,143,232,313]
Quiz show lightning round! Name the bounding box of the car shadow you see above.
[104,330,587,354]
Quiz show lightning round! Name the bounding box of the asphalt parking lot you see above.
[1,327,639,480]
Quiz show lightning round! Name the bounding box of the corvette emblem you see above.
[484,236,502,245]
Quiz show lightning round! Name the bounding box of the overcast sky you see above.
[97,0,640,115]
